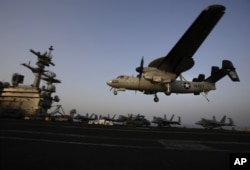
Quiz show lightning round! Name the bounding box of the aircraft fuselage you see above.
[107,75,215,95]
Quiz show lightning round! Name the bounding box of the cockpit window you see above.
[116,75,127,79]
[117,76,123,79]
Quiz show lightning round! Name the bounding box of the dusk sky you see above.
[1,0,249,128]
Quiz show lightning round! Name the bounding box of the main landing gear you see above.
[153,83,171,102]
[165,83,171,95]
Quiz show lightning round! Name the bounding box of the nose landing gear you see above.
[154,94,159,102]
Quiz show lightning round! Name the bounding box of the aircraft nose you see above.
[106,79,119,86]
[106,80,112,86]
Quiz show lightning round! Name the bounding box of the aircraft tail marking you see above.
[205,60,240,83]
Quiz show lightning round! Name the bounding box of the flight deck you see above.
[1,119,249,170]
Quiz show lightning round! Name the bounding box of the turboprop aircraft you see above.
[195,115,234,129]
[106,4,240,102]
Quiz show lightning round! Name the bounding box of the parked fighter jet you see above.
[195,115,234,129]
[152,114,181,127]
[125,114,150,127]
[115,115,129,123]
[100,114,116,121]
[113,115,129,125]
[73,113,97,122]
[107,5,239,102]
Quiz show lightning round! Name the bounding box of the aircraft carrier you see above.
[1,119,250,170]
[1,47,249,169]
[0,46,61,118]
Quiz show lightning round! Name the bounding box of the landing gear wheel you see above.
[113,91,117,95]
[154,97,159,102]
[154,94,159,102]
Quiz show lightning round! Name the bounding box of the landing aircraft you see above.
[152,114,181,127]
[195,115,234,129]
[107,5,240,102]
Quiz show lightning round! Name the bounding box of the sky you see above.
[1,0,249,128]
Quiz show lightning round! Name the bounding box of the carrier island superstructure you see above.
[0,46,61,118]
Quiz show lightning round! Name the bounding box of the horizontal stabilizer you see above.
[205,60,240,83]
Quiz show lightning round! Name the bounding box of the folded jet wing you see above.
[148,5,226,75]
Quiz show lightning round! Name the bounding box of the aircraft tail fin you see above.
[205,60,240,83]
[212,116,216,121]
[178,116,181,125]
[170,114,174,121]
[112,114,116,120]
[89,113,94,118]
[164,114,167,120]
[220,115,226,123]
[228,117,235,126]
[192,74,205,82]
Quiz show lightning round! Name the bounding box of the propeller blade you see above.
[140,56,144,69]
[135,56,144,90]
[136,56,144,76]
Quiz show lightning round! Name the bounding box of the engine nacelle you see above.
[143,68,176,83]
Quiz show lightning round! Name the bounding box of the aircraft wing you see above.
[148,5,226,75]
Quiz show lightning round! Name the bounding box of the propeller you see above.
[135,57,144,90]
[136,56,144,78]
